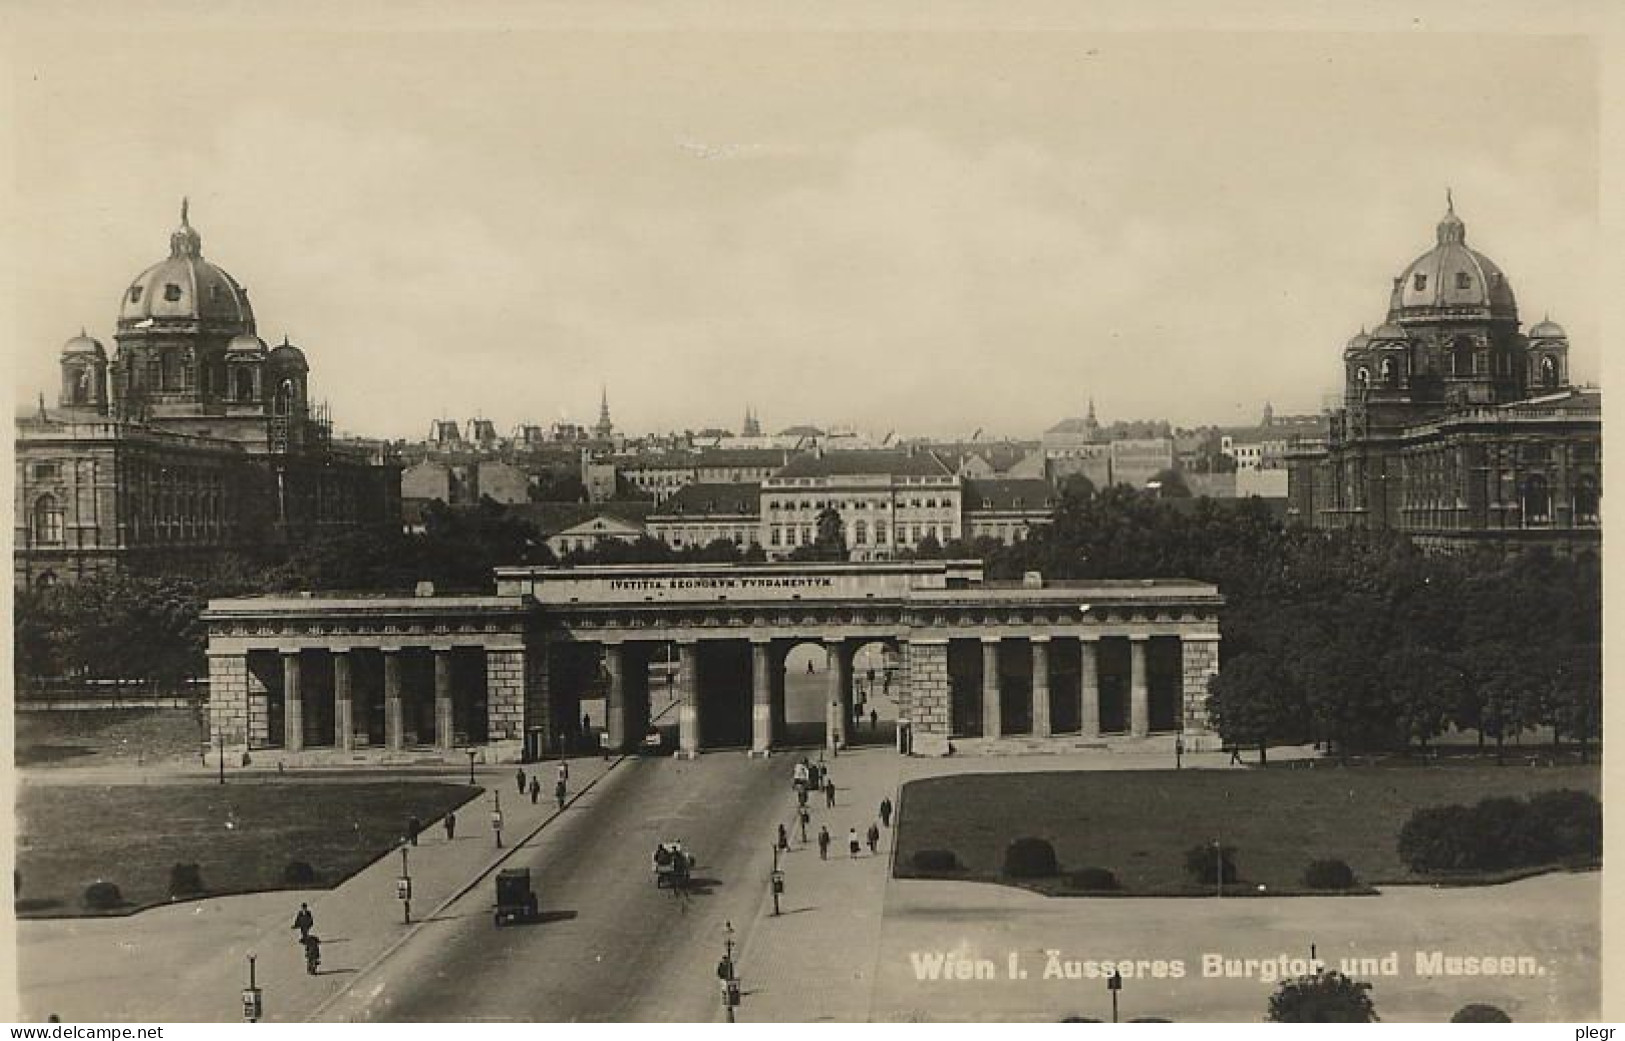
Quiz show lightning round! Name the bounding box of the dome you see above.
[1388,199,1517,322]
[62,329,105,357]
[267,336,308,372]
[226,332,268,355]
[1370,321,1408,341]
[1529,317,1567,339]
[118,200,254,329]
[1343,329,1371,355]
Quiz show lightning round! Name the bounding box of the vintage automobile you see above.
[639,726,667,756]
[493,867,539,925]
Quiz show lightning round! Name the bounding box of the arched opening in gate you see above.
[781,641,834,748]
[847,640,902,746]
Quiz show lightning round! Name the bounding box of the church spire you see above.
[596,384,613,438]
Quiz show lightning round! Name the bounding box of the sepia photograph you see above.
[2,1,1612,1026]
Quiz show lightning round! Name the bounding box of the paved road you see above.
[318,752,794,1022]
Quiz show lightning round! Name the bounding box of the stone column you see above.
[383,649,404,752]
[282,650,304,753]
[434,648,454,751]
[604,643,626,752]
[1180,633,1221,736]
[207,651,250,748]
[750,641,772,754]
[1129,635,1150,738]
[678,641,700,758]
[769,643,787,746]
[825,639,848,751]
[1079,637,1100,739]
[333,650,354,752]
[981,637,1001,739]
[1031,636,1051,738]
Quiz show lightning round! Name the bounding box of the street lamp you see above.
[718,920,740,1021]
[241,953,262,1023]
[397,845,413,924]
[1213,838,1224,899]
[465,748,477,786]
[491,791,504,848]
[1107,969,1121,1023]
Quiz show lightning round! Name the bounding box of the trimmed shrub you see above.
[167,862,205,898]
[1400,790,1601,874]
[1184,843,1238,885]
[1003,837,1059,878]
[1524,789,1601,861]
[283,860,319,886]
[1397,804,1480,872]
[1303,858,1357,890]
[82,881,123,910]
[910,849,960,873]
[1451,1004,1511,1023]
[1067,866,1120,891]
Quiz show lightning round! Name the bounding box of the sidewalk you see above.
[16,752,621,1023]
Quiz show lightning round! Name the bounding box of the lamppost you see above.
[218,729,226,786]
[397,845,412,924]
[465,748,477,786]
[769,846,784,916]
[719,920,740,1021]
[1107,969,1121,1023]
[241,953,262,1023]
[491,791,504,848]
[1213,837,1224,899]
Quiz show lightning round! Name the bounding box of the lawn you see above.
[15,708,208,768]
[894,760,1601,896]
[14,781,481,917]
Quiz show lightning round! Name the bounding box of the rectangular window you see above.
[32,463,60,481]
[1456,272,1471,290]
[1413,274,1427,291]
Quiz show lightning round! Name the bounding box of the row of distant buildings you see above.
[14,198,1600,588]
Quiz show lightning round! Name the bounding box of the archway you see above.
[847,639,902,746]
[780,641,834,748]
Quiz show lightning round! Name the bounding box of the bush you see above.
[910,849,960,873]
[82,881,123,910]
[1003,837,1059,878]
[1524,789,1601,861]
[1067,866,1120,891]
[1303,858,1357,890]
[1397,804,1481,872]
[1267,971,1378,1022]
[1184,843,1238,885]
[1451,1004,1511,1023]
[167,863,205,898]
[282,860,319,886]
[1399,791,1602,874]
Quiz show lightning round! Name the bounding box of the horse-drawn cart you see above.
[652,841,692,889]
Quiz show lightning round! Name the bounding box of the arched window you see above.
[1354,366,1370,388]
[1380,356,1398,385]
[854,519,868,545]
[1574,475,1600,527]
[1540,355,1558,388]
[1450,337,1476,376]
[71,367,91,405]
[161,349,182,391]
[273,378,294,416]
[33,494,65,545]
[1521,474,1551,526]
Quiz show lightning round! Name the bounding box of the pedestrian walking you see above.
[292,902,314,940]
[555,778,566,810]
[870,708,879,731]
[824,777,836,808]
[557,760,569,783]
[866,821,880,854]
[444,811,457,841]
[796,786,808,809]
[1229,746,1244,766]
[797,806,810,843]
[817,825,831,860]
[407,815,422,846]
[516,768,527,794]
[848,827,860,858]
[777,823,789,852]
[879,796,893,828]
[529,776,540,804]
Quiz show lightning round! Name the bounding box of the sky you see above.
[1,8,1602,442]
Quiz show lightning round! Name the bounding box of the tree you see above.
[1267,971,1379,1023]
[1203,652,1304,763]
